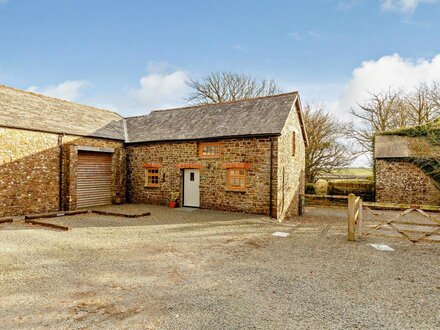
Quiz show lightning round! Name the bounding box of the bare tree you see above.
[346,89,404,154]
[347,82,440,156]
[428,81,440,109]
[304,104,355,183]
[186,72,283,104]
[404,82,440,126]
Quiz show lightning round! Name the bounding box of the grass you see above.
[331,167,373,177]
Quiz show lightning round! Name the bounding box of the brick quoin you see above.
[175,163,205,169]
[143,163,162,168]
[221,162,252,169]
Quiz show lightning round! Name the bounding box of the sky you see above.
[1,0,440,121]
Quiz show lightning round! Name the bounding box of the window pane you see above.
[146,168,160,186]
[231,169,243,177]
[200,143,220,156]
[228,169,246,190]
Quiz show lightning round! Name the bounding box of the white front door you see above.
[183,169,200,207]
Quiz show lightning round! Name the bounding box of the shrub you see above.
[305,183,316,194]
[314,179,328,194]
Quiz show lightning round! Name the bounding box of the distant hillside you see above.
[321,168,373,181]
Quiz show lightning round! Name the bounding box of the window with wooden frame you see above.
[199,141,221,158]
[292,131,296,156]
[145,168,160,187]
[227,169,246,192]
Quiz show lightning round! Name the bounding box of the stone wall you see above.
[276,101,306,219]
[0,127,125,217]
[0,127,60,217]
[375,159,440,205]
[0,122,305,218]
[127,137,278,216]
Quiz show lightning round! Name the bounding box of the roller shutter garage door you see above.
[77,151,113,208]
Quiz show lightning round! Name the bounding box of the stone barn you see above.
[0,85,307,221]
[125,92,308,220]
[0,85,127,217]
[374,121,440,205]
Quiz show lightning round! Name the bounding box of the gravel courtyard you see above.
[1,205,439,329]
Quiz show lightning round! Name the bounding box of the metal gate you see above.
[77,151,113,208]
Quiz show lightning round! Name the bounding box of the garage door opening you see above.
[77,151,113,208]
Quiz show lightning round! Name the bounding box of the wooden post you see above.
[357,199,363,239]
[299,194,305,215]
[348,193,356,241]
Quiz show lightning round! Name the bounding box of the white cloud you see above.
[146,61,171,74]
[380,0,438,13]
[337,0,363,11]
[308,31,322,38]
[333,53,440,116]
[288,31,323,41]
[288,32,301,41]
[67,62,190,116]
[27,80,91,102]
[232,44,246,52]
[128,63,190,115]
[306,53,440,167]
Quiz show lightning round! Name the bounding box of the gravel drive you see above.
[0,205,439,329]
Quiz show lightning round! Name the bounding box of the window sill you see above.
[225,189,246,193]
[144,185,160,189]
[199,156,221,159]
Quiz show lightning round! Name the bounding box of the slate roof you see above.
[126,92,299,143]
[0,85,305,144]
[0,84,125,140]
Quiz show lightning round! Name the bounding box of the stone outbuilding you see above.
[0,85,308,221]
[0,85,127,217]
[374,123,440,205]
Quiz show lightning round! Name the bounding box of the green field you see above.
[313,167,374,195]
[329,167,373,179]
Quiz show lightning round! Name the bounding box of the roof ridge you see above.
[0,84,123,118]
[130,91,298,117]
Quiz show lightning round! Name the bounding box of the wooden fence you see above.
[346,194,440,243]
[299,193,440,242]
[328,181,374,201]
[300,194,349,208]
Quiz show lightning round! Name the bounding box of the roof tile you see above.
[0,84,125,140]
[126,92,298,143]
[0,85,300,143]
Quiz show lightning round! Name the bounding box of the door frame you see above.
[181,169,200,208]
